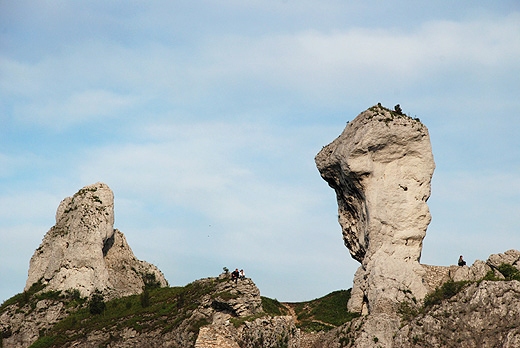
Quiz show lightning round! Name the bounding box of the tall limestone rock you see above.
[315,104,435,315]
[25,182,168,299]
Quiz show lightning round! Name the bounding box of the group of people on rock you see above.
[231,268,245,283]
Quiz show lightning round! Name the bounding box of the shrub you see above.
[398,301,418,322]
[140,289,150,308]
[497,263,520,281]
[261,297,287,316]
[28,336,55,348]
[480,270,500,282]
[89,290,106,315]
[143,273,161,290]
[423,280,469,308]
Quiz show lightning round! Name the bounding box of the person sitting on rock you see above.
[458,255,467,266]
[231,268,240,283]
[239,269,245,280]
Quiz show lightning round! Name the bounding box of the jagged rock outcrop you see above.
[400,248,517,342]
[194,274,299,348]
[196,316,298,348]
[0,183,168,348]
[423,249,520,290]
[315,104,435,315]
[314,105,520,347]
[25,182,168,299]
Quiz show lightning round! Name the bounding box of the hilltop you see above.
[1,271,357,347]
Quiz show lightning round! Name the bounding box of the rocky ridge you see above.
[1,273,299,348]
[313,250,520,348]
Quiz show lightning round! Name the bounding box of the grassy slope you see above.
[285,289,360,332]
[8,280,219,348]
[1,282,359,347]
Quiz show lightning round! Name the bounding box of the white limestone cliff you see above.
[315,104,435,315]
[25,182,168,299]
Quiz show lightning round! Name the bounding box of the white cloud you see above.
[60,119,355,299]
[74,120,325,218]
[4,11,518,130]
[15,89,139,129]
[0,191,58,224]
[423,169,520,266]
[0,223,51,301]
[213,13,520,94]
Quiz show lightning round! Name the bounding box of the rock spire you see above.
[315,104,435,314]
[25,182,168,299]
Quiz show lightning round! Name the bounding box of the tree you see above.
[89,290,106,315]
[140,288,150,308]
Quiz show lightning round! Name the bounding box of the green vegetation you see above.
[0,280,85,314]
[88,290,106,315]
[290,289,359,332]
[28,280,219,348]
[398,262,520,323]
[11,264,520,346]
[142,272,162,290]
[397,301,419,322]
[261,296,287,316]
[497,263,520,281]
[20,263,520,346]
[423,280,471,308]
[480,270,501,282]
[140,288,150,308]
[423,263,520,310]
[18,282,358,347]
[367,103,422,124]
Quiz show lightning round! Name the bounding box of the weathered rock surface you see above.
[196,316,298,348]
[315,104,435,315]
[0,299,68,348]
[315,313,401,348]
[312,250,520,347]
[422,249,520,290]
[25,182,168,299]
[393,280,520,348]
[194,275,299,348]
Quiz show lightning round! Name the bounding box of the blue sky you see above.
[1,1,519,303]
